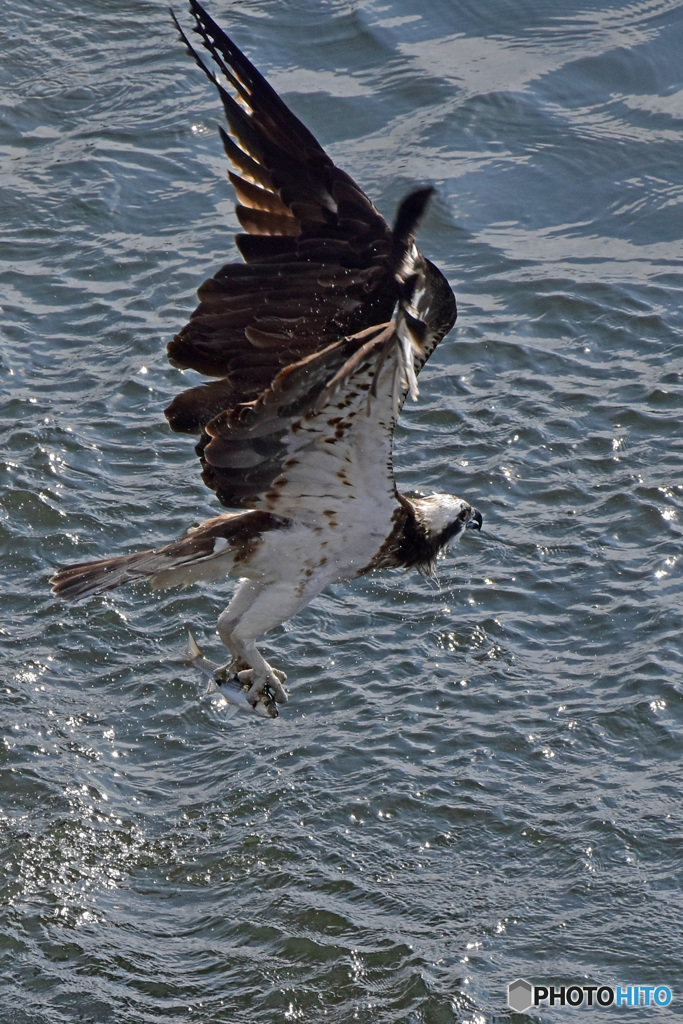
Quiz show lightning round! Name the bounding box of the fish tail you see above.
[187,628,203,660]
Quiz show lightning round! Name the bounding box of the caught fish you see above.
[186,629,278,719]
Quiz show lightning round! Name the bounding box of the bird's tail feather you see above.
[50,546,185,603]
[50,510,278,603]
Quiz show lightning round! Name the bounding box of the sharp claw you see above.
[246,676,288,706]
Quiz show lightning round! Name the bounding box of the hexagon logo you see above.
[508,978,533,1012]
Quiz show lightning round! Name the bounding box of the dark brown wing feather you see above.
[165,0,396,436]
[166,2,457,513]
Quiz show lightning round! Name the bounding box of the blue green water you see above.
[1,1,682,1021]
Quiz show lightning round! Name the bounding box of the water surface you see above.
[1,0,682,1021]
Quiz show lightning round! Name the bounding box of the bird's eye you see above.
[458,509,470,521]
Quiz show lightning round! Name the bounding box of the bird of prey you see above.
[51,0,482,713]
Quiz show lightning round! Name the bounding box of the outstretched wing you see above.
[166,1,457,519]
[165,0,396,434]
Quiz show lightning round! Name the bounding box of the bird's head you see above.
[411,493,483,553]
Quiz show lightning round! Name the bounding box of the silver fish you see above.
[186,629,278,719]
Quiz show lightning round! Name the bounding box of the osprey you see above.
[51,0,482,711]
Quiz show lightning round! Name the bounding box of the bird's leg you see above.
[215,582,294,705]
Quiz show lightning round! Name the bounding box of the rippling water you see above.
[2,1,682,1021]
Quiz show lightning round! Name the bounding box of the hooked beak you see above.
[466,508,483,531]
